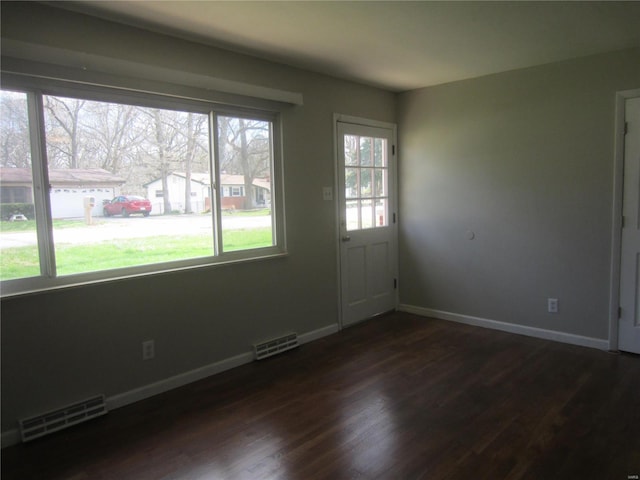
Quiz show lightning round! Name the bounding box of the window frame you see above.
[0,76,287,297]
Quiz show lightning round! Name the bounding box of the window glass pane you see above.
[217,116,274,252]
[344,135,358,166]
[360,168,372,198]
[0,90,40,281]
[374,138,386,167]
[359,137,373,166]
[43,95,213,275]
[345,167,359,199]
[361,199,374,229]
[374,169,387,197]
[375,199,388,227]
[346,200,359,231]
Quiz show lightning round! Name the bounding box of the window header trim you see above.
[1,40,304,107]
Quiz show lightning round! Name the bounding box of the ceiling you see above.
[63,1,640,92]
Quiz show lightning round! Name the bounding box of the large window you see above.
[0,84,284,294]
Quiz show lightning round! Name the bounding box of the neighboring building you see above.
[144,172,211,215]
[145,172,270,213]
[0,167,125,219]
[220,173,271,210]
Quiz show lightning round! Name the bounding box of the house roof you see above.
[221,174,270,192]
[0,167,125,186]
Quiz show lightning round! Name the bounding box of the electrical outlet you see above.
[322,186,333,201]
[547,298,559,314]
[142,340,155,360]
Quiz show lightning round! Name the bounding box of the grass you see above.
[0,219,86,232]
[0,227,272,280]
[222,208,271,217]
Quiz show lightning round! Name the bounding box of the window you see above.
[0,83,284,294]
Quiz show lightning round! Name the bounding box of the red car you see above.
[103,195,152,217]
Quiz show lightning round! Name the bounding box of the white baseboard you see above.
[398,304,609,350]
[106,351,255,411]
[1,322,340,449]
[299,323,340,344]
[108,322,340,411]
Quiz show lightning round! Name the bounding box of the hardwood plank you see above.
[2,312,639,479]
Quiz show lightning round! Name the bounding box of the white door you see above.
[619,96,640,354]
[337,121,397,327]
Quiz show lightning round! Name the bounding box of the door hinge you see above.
[392,145,395,155]
[624,122,628,135]
[621,216,625,229]
[393,212,396,224]
[394,278,397,289]
[618,306,622,319]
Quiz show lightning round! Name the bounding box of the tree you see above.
[44,96,86,169]
[182,112,208,213]
[0,91,31,168]
[136,108,209,214]
[218,116,271,209]
[82,102,143,173]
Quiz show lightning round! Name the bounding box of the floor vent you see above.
[19,395,107,442]
[254,333,299,360]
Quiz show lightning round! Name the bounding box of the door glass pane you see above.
[359,137,373,166]
[361,199,373,229]
[217,116,274,252]
[43,95,214,275]
[374,138,386,167]
[345,167,359,199]
[0,90,39,280]
[360,168,372,197]
[346,200,359,231]
[345,135,358,166]
[374,169,386,197]
[375,199,388,227]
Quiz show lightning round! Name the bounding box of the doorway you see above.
[335,116,398,327]
[617,95,640,354]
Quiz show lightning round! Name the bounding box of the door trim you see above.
[609,89,640,352]
[333,114,398,330]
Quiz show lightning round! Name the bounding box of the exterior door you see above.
[337,120,397,327]
[619,96,640,354]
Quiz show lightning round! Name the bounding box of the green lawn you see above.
[221,208,271,217]
[0,219,85,233]
[0,227,272,280]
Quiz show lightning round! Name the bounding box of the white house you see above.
[145,172,270,213]
[144,172,211,214]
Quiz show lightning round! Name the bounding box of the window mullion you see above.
[210,111,223,255]
[268,122,276,245]
[27,92,57,278]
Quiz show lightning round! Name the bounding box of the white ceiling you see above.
[64,1,640,92]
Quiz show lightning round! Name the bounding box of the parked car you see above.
[103,195,152,217]
[8,214,28,222]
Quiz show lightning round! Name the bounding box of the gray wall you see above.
[0,3,395,433]
[398,49,640,340]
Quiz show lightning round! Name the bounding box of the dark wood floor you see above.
[3,312,640,480]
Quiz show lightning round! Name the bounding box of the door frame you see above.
[608,88,640,352]
[333,114,398,330]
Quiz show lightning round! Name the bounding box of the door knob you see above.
[342,236,351,242]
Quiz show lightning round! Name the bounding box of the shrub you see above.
[0,203,35,220]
